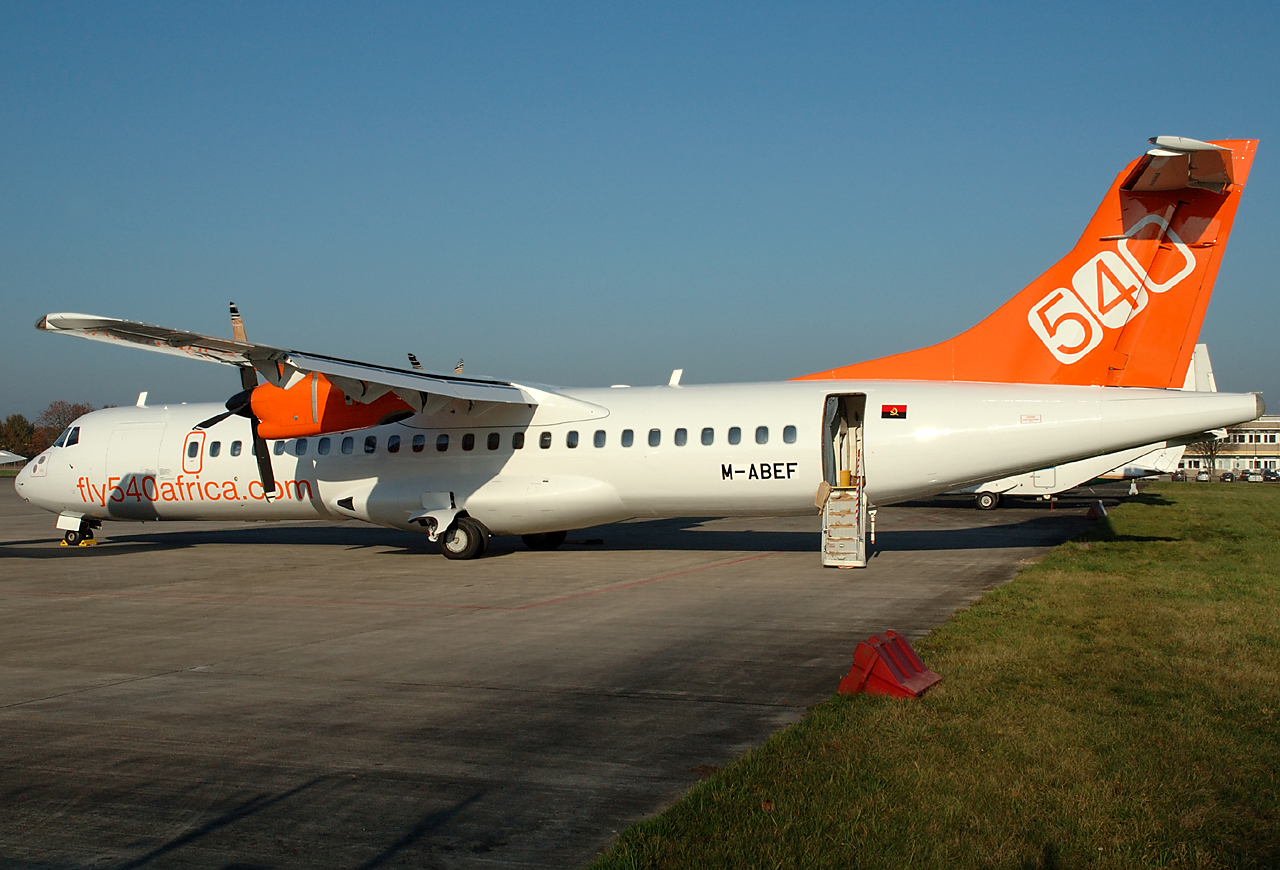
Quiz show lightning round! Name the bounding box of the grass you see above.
[592,483,1280,869]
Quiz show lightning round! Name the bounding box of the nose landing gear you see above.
[975,492,1001,510]
[60,519,99,547]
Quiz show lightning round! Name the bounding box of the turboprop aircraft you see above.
[13,135,1265,566]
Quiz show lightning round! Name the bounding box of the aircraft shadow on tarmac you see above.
[0,778,485,870]
[0,511,1092,559]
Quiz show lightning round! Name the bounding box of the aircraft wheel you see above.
[975,492,1001,511]
[440,517,487,560]
[63,529,84,546]
[522,531,567,551]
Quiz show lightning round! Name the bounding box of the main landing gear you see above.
[975,492,1002,510]
[439,517,489,560]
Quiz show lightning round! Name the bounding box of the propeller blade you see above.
[251,417,277,501]
[195,409,235,430]
[230,302,258,391]
[229,302,249,343]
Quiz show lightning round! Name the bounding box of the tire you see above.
[522,530,568,551]
[63,529,83,546]
[975,492,1000,511]
[440,517,487,560]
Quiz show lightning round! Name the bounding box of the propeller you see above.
[194,303,277,499]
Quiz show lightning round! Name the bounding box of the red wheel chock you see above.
[837,630,941,698]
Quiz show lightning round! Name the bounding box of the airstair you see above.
[820,394,870,567]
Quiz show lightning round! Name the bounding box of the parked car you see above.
[1264,469,1280,482]
[1196,470,1211,481]
[1220,471,1235,482]
[1245,471,1264,482]
[1171,470,1187,481]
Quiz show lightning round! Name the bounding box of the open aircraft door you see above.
[820,394,868,567]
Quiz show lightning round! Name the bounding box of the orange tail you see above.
[798,137,1258,388]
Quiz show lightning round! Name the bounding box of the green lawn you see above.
[593,483,1280,869]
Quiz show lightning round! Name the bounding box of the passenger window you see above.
[437,434,449,452]
[728,427,741,445]
[462,433,475,451]
[512,432,525,449]
[364,435,377,454]
[296,438,307,456]
[701,427,714,445]
[387,435,400,453]
[756,426,769,444]
[412,434,425,452]
[594,430,606,448]
[188,441,201,459]
[540,432,552,449]
[622,429,634,447]
[674,428,687,446]
[487,432,500,450]
[318,437,330,455]
[209,441,221,458]
[566,431,579,448]
[65,427,80,447]
[784,425,797,444]
[342,436,354,455]
[274,441,286,456]
[231,441,242,457]
[649,429,661,447]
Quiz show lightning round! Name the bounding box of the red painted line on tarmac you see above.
[0,552,779,613]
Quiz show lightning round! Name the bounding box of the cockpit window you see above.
[53,428,69,448]
[64,427,80,447]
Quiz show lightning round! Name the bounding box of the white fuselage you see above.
[14,379,1261,536]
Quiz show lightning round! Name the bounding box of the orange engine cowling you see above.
[250,372,415,439]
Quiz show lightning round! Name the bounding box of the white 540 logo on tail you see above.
[1029,215,1197,364]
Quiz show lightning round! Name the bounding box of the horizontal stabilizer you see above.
[1124,136,1235,194]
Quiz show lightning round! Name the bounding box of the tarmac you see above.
[0,482,1116,869]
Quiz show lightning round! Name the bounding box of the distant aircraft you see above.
[0,450,26,466]
[15,136,1264,566]
[962,344,1218,509]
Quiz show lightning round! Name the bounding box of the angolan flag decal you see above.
[881,404,907,419]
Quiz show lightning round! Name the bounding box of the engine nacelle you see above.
[250,373,414,439]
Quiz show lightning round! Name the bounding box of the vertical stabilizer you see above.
[799,138,1257,388]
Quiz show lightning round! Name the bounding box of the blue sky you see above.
[3,2,1278,418]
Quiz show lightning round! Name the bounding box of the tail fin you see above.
[798,137,1258,388]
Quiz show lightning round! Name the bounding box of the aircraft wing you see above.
[0,450,26,465]
[35,313,535,407]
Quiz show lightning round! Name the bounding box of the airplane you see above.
[13,135,1265,566]
[0,450,26,466]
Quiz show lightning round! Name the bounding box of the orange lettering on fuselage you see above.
[250,373,413,439]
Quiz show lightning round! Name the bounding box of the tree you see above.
[32,401,98,453]
[0,414,35,458]
[1185,435,1224,472]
